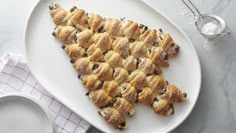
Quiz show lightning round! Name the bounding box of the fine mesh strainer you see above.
[181,0,230,38]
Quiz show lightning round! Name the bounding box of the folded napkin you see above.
[0,53,90,133]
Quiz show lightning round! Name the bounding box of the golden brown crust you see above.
[103,80,120,97]
[104,51,123,68]
[113,67,129,84]
[54,25,76,44]
[161,84,186,103]
[112,37,130,57]
[119,83,137,103]
[87,45,104,61]
[147,75,166,94]
[149,46,169,67]
[76,29,94,48]
[104,18,122,36]
[138,87,154,106]
[82,75,102,91]
[113,97,135,116]
[152,99,174,116]
[49,3,70,26]
[129,41,147,58]
[94,63,113,81]
[65,44,85,61]
[98,107,127,129]
[70,8,88,29]
[129,70,147,88]
[89,89,112,107]
[140,29,157,46]
[94,32,112,51]
[73,58,93,75]
[122,20,140,39]
[88,13,104,32]
[122,56,137,72]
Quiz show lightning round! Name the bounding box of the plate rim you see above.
[23,0,202,133]
[0,93,55,133]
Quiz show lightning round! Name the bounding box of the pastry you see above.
[49,3,187,129]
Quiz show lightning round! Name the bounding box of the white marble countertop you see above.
[0,0,235,133]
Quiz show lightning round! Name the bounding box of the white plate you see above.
[24,0,201,133]
[0,94,54,133]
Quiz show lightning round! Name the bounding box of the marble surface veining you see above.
[0,0,236,133]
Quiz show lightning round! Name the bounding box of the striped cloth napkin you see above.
[0,53,90,133]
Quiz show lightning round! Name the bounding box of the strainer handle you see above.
[221,29,231,35]
[181,0,202,17]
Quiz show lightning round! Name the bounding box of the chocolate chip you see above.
[98,82,103,89]
[160,88,166,95]
[153,41,158,46]
[70,59,75,64]
[49,3,58,10]
[139,24,144,28]
[98,26,104,33]
[153,97,159,102]
[165,81,169,85]
[61,45,66,49]
[144,26,148,32]
[171,43,175,47]
[159,36,163,40]
[76,29,82,34]
[164,54,168,60]
[92,64,99,70]
[183,92,187,98]
[120,122,126,127]
[52,31,56,36]
[98,110,102,116]
[148,48,151,54]
[170,104,174,115]
[85,91,89,96]
[120,17,125,21]
[49,5,54,10]
[135,99,139,103]
[159,28,163,32]
[129,39,135,43]
[78,74,81,79]
[70,6,77,12]
[175,45,180,52]
[137,88,143,93]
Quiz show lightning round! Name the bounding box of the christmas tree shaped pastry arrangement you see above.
[49,3,187,129]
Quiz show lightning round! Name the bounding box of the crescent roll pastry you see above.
[158,32,180,57]
[147,75,166,94]
[129,70,147,88]
[119,83,137,103]
[86,45,104,61]
[49,3,187,130]
[122,56,137,72]
[161,84,186,103]
[49,3,70,26]
[88,13,104,32]
[140,28,157,46]
[113,97,135,116]
[53,25,76,44]
[82,75,102,91]
[104,18,123,36]
[113,67,129,84]
[104,51,123,68]
[149,46,169,67]
[69,7,88,30]
[64,44,85,61]
[112,37,130,58]
[94,32,112,51]
[152,98,174,116]
[76,29,94,48]
[98,107,127,129]
[73,58,93,75]
[88,89,113,107]
[138,58,157,75]
[94,63,113,81]
[122,20,140,40]
[137,87,155,106]
[129,41,147,58]
[103,80,121,97]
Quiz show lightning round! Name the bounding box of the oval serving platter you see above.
[24,0,201,133]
